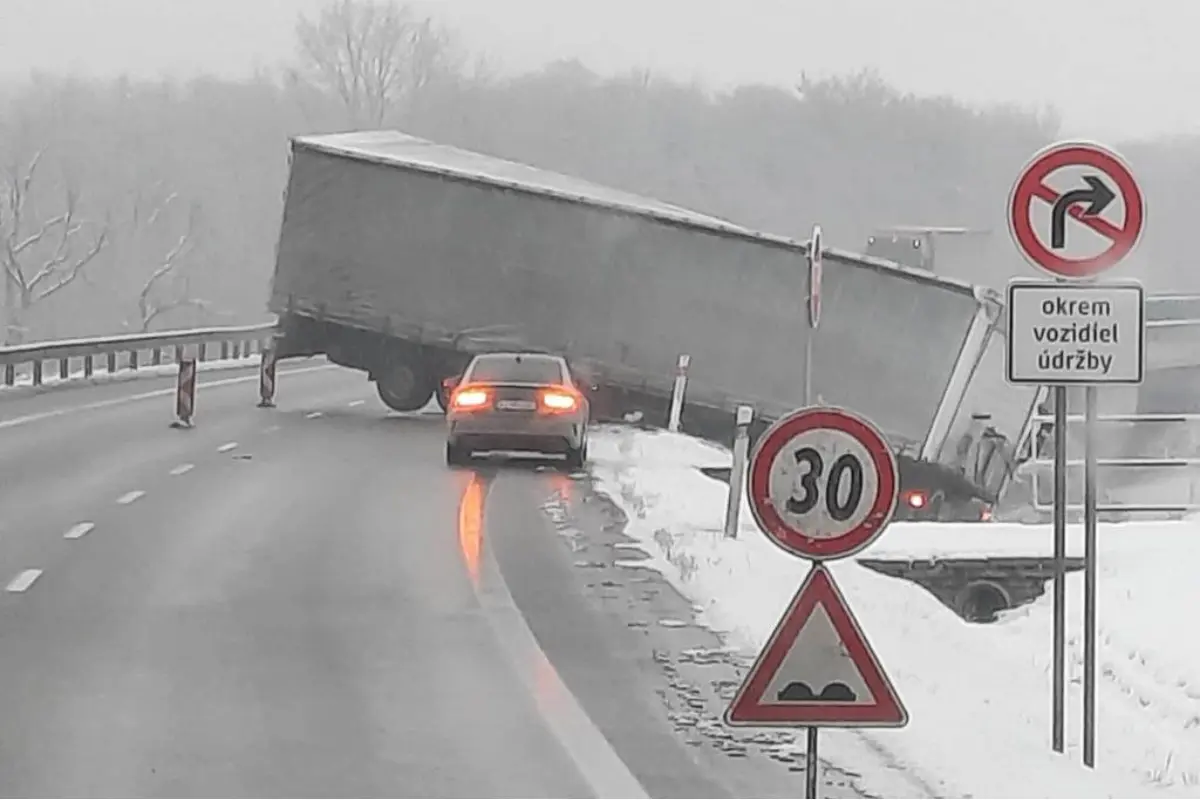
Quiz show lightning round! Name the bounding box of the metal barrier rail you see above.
[0,322,277,388]
[1023,411,1200,514]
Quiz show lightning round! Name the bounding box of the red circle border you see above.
[746,407,898,561]
[1008,141,1145,279]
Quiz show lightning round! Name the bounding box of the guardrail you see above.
[0,322,277,387]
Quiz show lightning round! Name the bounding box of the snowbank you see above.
[589,424,1200,798]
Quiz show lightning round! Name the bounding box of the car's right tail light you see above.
[451,386,491,410]
[539,388,579,413]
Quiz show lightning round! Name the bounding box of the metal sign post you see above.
[804,225,822,407]
[726,406,906,798]
[1052,384,1067,753]
[1006,140,1146,768]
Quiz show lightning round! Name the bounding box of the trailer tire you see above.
[376,361,434,412]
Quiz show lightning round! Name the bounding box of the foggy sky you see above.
[2,0,1197,142]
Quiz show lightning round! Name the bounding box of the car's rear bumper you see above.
[448,412,584,452]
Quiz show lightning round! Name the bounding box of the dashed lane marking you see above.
[6,569,42,593]
[263,425,280,434]
[217,442,238,453]
[64,522,95,540]
[169,463,194,476]
[116,490,145,505]
[347,400,365,407]
[305,411,323,419]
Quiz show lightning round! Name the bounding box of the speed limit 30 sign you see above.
[747,407,899,561]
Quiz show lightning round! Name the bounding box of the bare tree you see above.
[123,190,213,332]
[291,0,462,128]
[0,150,108,344]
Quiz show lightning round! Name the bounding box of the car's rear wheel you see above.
[445,441,470,467]
[564,440,587,471]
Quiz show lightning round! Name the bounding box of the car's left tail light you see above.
[539,388,579,413]
[451,387,491,410]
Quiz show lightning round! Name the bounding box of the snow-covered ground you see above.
[589,424,1200,799]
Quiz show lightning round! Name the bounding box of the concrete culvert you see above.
[959,581,1012,623]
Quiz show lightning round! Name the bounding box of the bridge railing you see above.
[1021,411,1200,516]
[0,323,278,388]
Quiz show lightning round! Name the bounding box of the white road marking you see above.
[305,411,323,419]
[347,400,364,407]
[475,524,648,798]
[64,522,95,540]
[0,364,337,431]
[263,425,280,433]
[217,442,238,453]
[6,569,42,593]
[169,463,194,476]
[116,490,145,505]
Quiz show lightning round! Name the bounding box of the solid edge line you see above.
[0,364,337,432]
[475,530,649,799]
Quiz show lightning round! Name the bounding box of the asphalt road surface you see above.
[0,360,879,799]
[0,360,744,798]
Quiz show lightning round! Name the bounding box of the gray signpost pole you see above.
[1083,385,1099,767]
[1052,384,1067,753]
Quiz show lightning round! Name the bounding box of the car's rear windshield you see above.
[467,355,564,384]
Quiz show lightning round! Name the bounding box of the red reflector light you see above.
[906,491,926,509]
[452,387,490,409]
[540,389,578,412]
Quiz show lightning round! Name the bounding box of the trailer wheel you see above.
[376,361,434,412]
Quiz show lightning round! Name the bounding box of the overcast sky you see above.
[2,0,1197,142]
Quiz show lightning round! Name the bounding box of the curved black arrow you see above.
[1050,175,1116,249]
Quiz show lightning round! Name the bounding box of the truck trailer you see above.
[266,130,1040,518]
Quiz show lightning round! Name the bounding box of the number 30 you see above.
[785,446,864,522]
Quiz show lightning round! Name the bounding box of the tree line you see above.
[1,0,1196,345]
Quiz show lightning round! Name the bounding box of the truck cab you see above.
[865,226,1009,289]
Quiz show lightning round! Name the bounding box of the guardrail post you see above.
[4,364,13,386]
[221,341,230,360]
[107,352,117,373]
[32,361,42,386]
[174,345,183,363]
[152,348,162,366]
[83,355,93,379]
[58,357,68,380]
[724,405,755,538]
[129,350,138,371]
[258,344,278,409]
[667,354,690,433]
[170,355,197,429]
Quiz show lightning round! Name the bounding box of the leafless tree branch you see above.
[293,0,461,127]
[128,197,209,332]
[0,148,109,343]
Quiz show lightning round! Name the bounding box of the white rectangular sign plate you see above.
[1006,280,1145,385]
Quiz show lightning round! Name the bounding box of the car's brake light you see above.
[905,490,927,509]
[452,387,490,410]
[539,389,578,412]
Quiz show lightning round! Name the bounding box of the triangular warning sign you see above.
[725,563,908,728]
